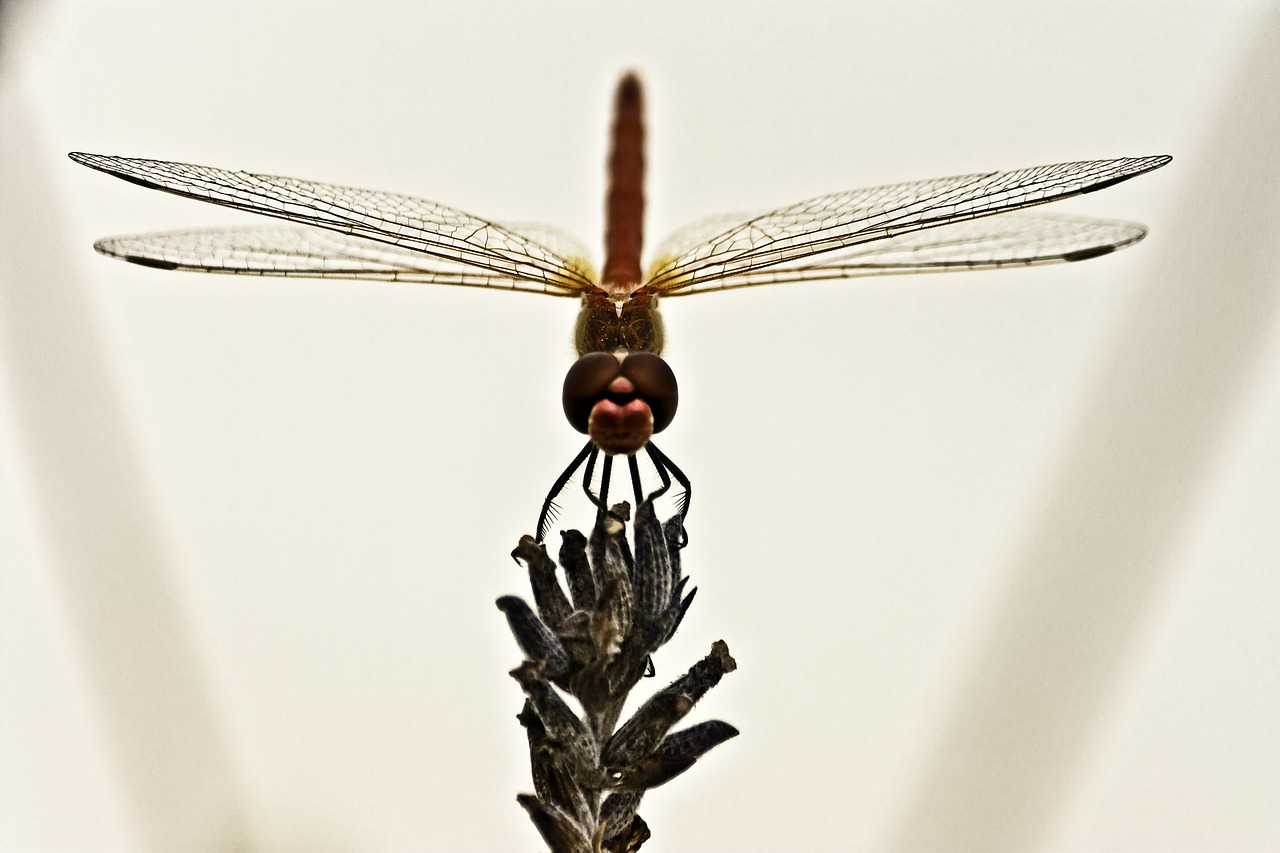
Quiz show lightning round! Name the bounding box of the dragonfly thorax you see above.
[574,286,664,357]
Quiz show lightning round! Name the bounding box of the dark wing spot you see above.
[115,173,165,191]
[1063,245,1116,263]
[125,255,180,270]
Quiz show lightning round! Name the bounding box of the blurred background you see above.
[1,1,1276,849]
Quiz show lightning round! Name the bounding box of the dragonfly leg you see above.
[581,444,600,505]
[537,444,644,543]
[645,441,691,548]
[628,453,644,509]
[536,440,595,543]
[642,446,673,502]
[585,452,630,529]
[596,452,613,522]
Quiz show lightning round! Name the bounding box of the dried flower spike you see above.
[500,501,737,852]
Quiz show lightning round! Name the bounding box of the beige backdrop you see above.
[2,1,1277,850]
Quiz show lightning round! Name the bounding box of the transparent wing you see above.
[92,224,599,293]
[70,152,597,295]
[651,212,1148,293]
[646,211,766,268]
[496,221,598,272]
[645,155,1170,293]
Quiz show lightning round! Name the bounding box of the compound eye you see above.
[562,352,621,433]
[620,352,678,433]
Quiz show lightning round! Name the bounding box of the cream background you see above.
[2,1,1277,850]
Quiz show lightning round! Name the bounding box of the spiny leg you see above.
[535,440,595,543]
[642,445,673,502]
[644,442,691,519]
[645,441,692,548]
[538,443,671,544]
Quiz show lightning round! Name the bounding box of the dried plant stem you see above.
[499,502,738,851]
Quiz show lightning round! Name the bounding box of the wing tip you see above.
[1132,153,1173,173]
[92,238,180,271]
[70,152,167,191]
[69,151,107,172]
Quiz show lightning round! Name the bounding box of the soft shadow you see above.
[0,89,253,847]
[886,12,1280,852]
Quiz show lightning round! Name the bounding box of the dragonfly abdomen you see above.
[601,72,645,294]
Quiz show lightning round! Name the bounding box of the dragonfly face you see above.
[68,72,1169,539]
[563,349,678,456]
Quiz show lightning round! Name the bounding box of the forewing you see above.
[646,155,1170,293]
[70,152,596,295]
[652,212,1148,292]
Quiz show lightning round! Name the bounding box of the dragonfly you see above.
[70,72,1170,542]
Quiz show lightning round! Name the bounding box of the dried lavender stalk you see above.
[500,501,738,852]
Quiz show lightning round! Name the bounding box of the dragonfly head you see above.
[563,351,677,455]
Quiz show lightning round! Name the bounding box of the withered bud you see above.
[496,596,571,677]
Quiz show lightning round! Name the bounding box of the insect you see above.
[70,73,1169,541]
